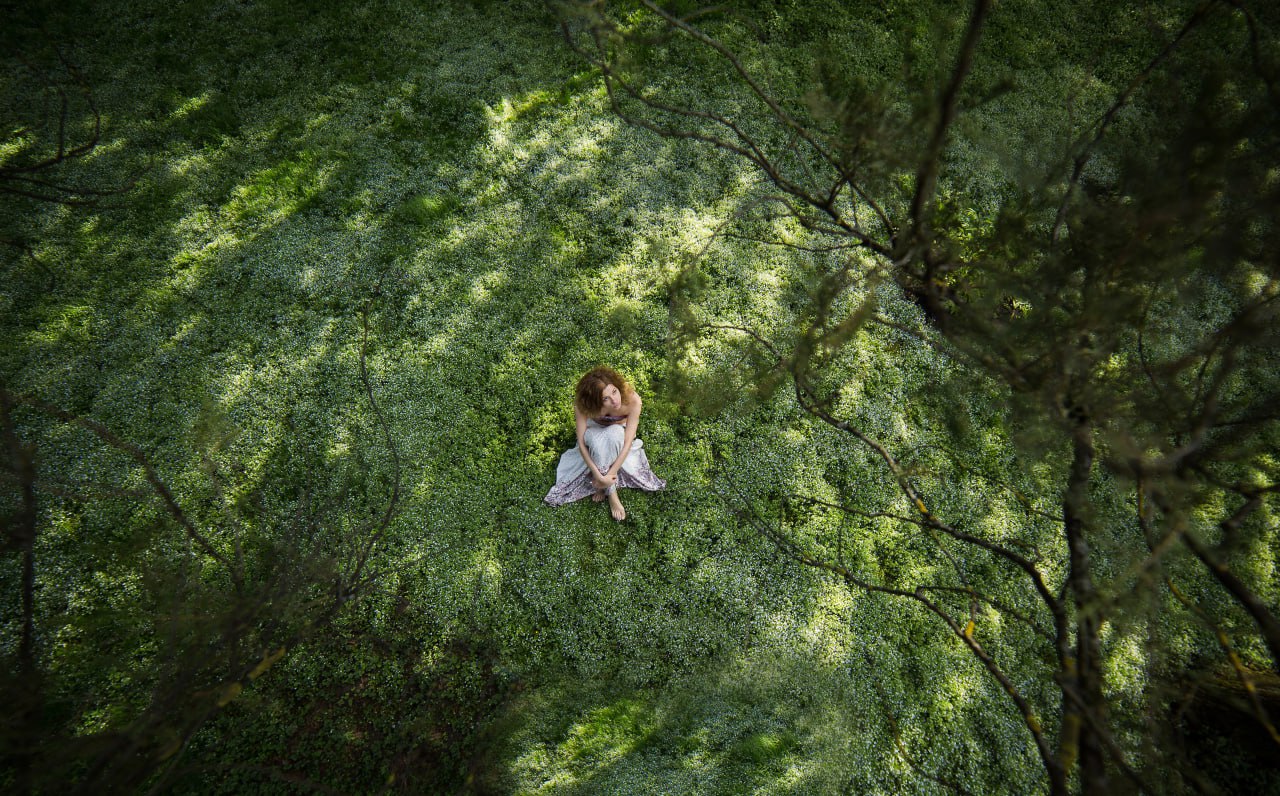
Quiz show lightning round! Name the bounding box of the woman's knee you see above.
[587,424,625,460]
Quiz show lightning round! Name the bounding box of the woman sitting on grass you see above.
[543,367,666,520]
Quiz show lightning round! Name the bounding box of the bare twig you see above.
[6,391,235,576]
[1182,499,1280,673]
[1050,1,1219,243]
[1167,578,1280,747]
[561,5,897,259]
[907,0,991,249]
[860,647,976,795]
[733,482,1064,790]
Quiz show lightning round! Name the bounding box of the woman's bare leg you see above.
[607,489,626,521]
[592,489,606,502]
[584,425,626,519]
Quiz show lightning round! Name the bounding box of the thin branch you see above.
[915,584,1054,641]
[699,321,1067,624]
[639,0,846,184]
[1182,498,1280,672]
[341,285,404,596]
[4,50,102,174]
[1094,485,1185,620]
[715,397,1067,792]
[2,172,135,196]
[860,648,976,795]
[909,443,1061,523]
[907,0,992,246]
[2,473,155,503]
[792,378,1065,620]
[1167,578,1280,748]
[562,7,897,259]
[1050,1,1219,243]
[7,391,235,576]
[719,228,867,254]
[696,194,883,267]
[870,314,971,366]
[754,503,1064,790]
[1136,296,1182,420]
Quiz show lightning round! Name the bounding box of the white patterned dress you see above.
[543,418,666,506]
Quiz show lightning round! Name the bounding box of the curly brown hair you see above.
[575,367,633,416]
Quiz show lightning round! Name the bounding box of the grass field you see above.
[4,0,1276,793]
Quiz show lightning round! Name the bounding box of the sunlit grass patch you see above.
[394,192,460,227]
[557,698,657,769]
[731,730,799,769]
[7,0,1247,793]
[225,149,333,225]
[172,90,240,145]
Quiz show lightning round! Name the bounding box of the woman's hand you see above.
[593,471,617,490]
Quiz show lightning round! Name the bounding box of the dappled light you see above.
[3,0,1279,793]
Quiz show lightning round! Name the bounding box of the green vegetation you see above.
[2,0,1278,793]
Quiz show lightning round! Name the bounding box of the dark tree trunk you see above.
[1063,420,1110,794]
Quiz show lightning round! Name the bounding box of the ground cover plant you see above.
[2,0,1278,793]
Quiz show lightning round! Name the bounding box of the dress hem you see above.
[544,468,666,507]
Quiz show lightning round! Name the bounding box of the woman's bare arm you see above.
[574,405,602,479]
[605,392,642,479]
[575,405,613,488]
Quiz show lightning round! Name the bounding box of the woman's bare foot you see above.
[608,490,626,521]
[592,490,606,503]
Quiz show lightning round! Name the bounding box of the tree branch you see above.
[1182,497,1280,673]
[1050,1,1219,243]
[907,0,991,249]
[6,391,235,577]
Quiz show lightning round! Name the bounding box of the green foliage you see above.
[394,193,461,227]
[2,0,1277,793]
